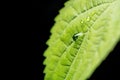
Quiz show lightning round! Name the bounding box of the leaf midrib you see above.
[64,1,116,80]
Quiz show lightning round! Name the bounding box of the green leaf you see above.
[43,0,120,80]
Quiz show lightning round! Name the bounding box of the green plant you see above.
[43,0,120,80]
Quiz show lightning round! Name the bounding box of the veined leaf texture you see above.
[43,0,120,80]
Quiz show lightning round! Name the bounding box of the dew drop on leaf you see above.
[86,17,90,21]
[73,32,84,41]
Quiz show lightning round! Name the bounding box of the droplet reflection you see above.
[73,32,84,41]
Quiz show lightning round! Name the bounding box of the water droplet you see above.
[73,32,84,41]
[86,17,90,21]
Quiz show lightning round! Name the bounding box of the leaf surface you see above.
[43,0,120,80]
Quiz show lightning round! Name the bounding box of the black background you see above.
[32,0,120,80]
